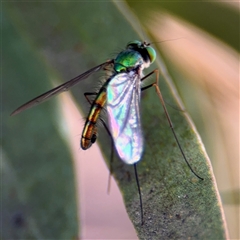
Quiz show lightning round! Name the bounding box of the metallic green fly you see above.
[11,40,203,224]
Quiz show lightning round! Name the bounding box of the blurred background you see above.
[2,1,239,239]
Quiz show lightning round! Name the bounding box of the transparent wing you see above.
[11,60,113,116]
[107,71,143,164]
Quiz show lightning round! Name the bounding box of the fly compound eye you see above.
[126,40,141,49]
[146,46,156,63]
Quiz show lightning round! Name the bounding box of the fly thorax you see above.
[114,50,144,73]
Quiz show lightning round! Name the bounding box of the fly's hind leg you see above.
[99,119,114,194]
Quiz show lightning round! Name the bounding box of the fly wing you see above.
[11,60,113,116]
[107,71,143,164]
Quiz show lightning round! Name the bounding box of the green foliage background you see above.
[2,1,238,239]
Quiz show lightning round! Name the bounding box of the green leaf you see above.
[3,1,229,239]
[2,8,78,239]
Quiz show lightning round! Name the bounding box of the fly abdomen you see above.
[81,89,107,150]
[81,120,98,150]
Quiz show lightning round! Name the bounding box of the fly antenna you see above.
[150,37,185,45]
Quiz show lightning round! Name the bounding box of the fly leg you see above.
[140,69,203,180]
[100,119,114,194]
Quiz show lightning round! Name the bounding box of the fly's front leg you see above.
[141,70,203,180]
[141,69,173,127]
